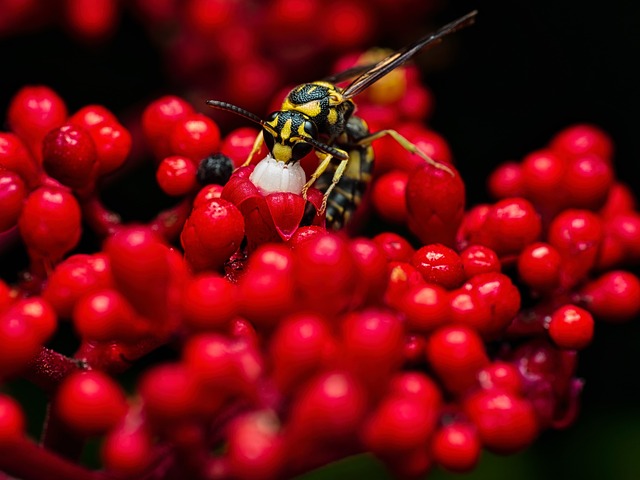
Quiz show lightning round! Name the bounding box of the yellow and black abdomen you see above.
[304,116,374,230]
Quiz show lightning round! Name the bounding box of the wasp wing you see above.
[341,10,478,100]
[322,62,379,85]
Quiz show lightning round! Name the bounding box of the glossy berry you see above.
[69,104,118,129]
[0,312,44,378]
[482,197,542,256]
[156,155,198,196]
[197,152,234,186]
[520,149,565,208]
[547,304,594,349]
[220,127,268,167]
[477,362,523,393]
[0,394,25,446]
[42,253,112,318]
[411,243,465,290]
[142,95,195,160]
[180,274,238,332]
[406,162,465,248]
[464,389,538,454]
[579,270,640,322]
[562,154,614,210]
[87,121,132,175]
[371,170,409,224]
[349,238,389,307]
[398,284,450,334]
[372,231,414,262]
[7,85,68,155]
[55,371,128,436]
[459,245,501,279]
[101,424,153,476]
[269,313,335,393]
[362,394,438,455]
[517,242,562,293]
[139,364,199,423]
[432,422,481,473]
[0,170,26,232]
[18,187,82,260]
[169,113,221,162]
[549,123,613,163]
[425,325,489,395]
[0,132,39,187]
[487,161,524,200]
[181,198,245,272]
[42,123,98,189]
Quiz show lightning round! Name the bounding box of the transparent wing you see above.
[341,10,478,100]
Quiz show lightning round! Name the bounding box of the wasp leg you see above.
[359,129,454,175]
[301,151,334,199]
[319,156,350,213]
[241,130,264,167]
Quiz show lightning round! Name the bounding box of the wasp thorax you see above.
[249,153,307,196]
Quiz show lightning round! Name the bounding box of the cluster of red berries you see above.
[1,12,640,480]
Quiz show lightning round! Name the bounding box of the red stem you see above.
[80,195,123,238]
[148,197,193,242]
[0,437,111,480]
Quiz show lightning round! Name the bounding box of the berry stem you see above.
[80,195,122,238]
[24,347,88,392]
[148,196,193,242]
[0,437,110,480]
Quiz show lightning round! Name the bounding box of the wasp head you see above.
[263,110,318,164]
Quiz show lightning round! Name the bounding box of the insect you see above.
[207,10,477,229]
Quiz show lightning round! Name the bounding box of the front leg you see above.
[301,151,334,199]
[241,130,264,167]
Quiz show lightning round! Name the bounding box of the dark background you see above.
[1,0,639,478]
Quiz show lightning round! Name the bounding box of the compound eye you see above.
[303,120,318,138]
[267,111,279,122]
[291,142,313,161]
[263,129,275,153]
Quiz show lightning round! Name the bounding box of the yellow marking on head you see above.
[273,143,292,163]
[297,122,308,136]
[281,118,293,141]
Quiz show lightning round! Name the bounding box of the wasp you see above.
[207,10,477,229]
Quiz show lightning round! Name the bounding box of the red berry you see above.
[599,182,636,219]
[101,424,153,476]
[579,270,640,323]
[478,362,523,393]
[459,245,501,279]
[517,242,562,293]
[180,274,238,332]
[55,371,127,436]
[87,121,132,175]
[487,161,524,200]
[411,243,465,290]
[406,163,465,248]
[156,155,198,196]
[193,184,224,207]
[181,198,245,272]
[238,245,296,329]
[432,422,481,473]
[550,123,613,163]
[398,284,450,334]
[372,231,414,262]
[482,197,542,256]
[65,0,119,40]
[606,213,640,262]
[142,95,195,160]
[288,371,367,445]
[464,389,538,454]
[269,313,335,393]
[42,123,98,189]
[520,149,566,209]
[349,237,389,307]
[324,0,372,49]
[0,133,39,187]
[169,113,221,162]
[362,394,438,455]
[0,170,26,233]
[220,127,268,167]
[562,154,614,210]
[293,233,357,317]
[69,104,118,129]
[371,170,408,224]
[72,289,144,342]
[341,309,404,393]
[139,363,199,423]
[226,411,284,480]
[42,253,113,319]
[7,85,68,157]
[18,187,82,260]
[0,311,42,378]
[384,261,424,308]
[6,297,57,343]
[425,325,489,395]
[0,394,25,446]
[547,304,594,349]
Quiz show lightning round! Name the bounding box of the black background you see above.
[1,0,639,478]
